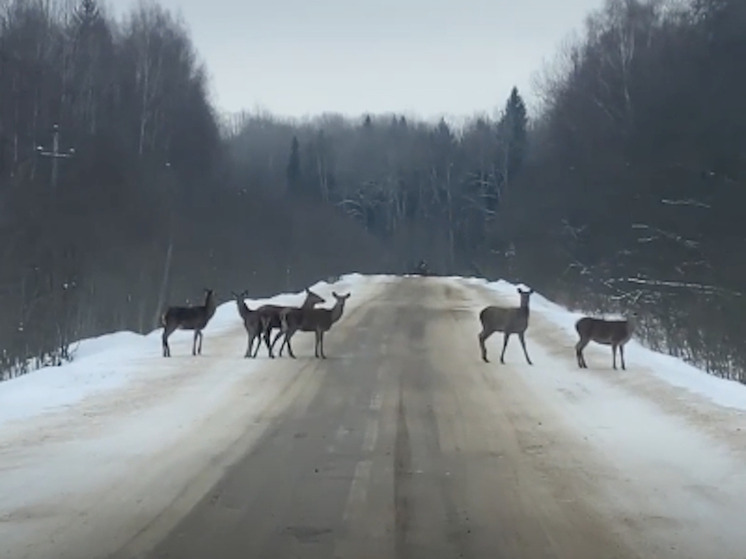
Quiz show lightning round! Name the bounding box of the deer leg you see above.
[478,329,491,363]
[285,332,296,359]
[275,331,288,357]
[259,328,270,356]
[251,329,262,358]
[499,332,511,364]
[612,344,618,370]
[162,327,173,357]
[518,332,532,365]
[575,338,589,368]
[252,332,259,358]
[197,330,204,355]
[318,331,326,359]
[620,344,626,370]
[278,328,295,359]
[245,332,254,358]
[268,328,284,358]
[270,329,284,348]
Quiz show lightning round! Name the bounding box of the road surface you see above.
[4,276,746,559]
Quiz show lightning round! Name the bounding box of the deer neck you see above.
[330,299,346,324]
[235,299,247,317]
[206,295,217,317]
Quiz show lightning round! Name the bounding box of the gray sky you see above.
[113,0,604,120]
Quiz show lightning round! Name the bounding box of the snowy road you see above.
[2,275,746,559]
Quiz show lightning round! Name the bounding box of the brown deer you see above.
[478,287,534,364]
[253,288,325,358]
[278,291,351,359]
[232,290,263,358]
[575,312,637,370]
[161,288,217,357]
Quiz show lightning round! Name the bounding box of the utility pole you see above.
[36,124,75,190]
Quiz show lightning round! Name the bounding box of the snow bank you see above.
[469,275,746,412]
[0,273,385,428]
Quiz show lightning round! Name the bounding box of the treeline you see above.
[225,0,746,381]
[495,0,746,380]
[224,87,527,274]
[0,0,386,378]
[3,0,745,384]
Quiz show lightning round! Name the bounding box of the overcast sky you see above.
[112,0,604,120]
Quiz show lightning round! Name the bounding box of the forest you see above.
[0,0,744,382]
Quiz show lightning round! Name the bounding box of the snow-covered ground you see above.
[0,273,380,428]
[0,273,389,559]
[2,272,746,559]
[458,275,746,558]
[465,275,746,412]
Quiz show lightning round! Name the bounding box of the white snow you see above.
[462,275,746,412]
[2,272,746,559]
[455,275,746,558]
[0,273,376,428]
[0,273,387,559]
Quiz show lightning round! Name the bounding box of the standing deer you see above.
[232,290,263,358]
[575,312,637,370]
[478,287,534,364]
[253,288,325,358]
[161,288,217,357]
[278,291,351,359]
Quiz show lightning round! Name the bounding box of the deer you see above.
[278,291,351,359]
[575,312,637,370]
[161,288,217,357]
[253,288,325,358]
[232,290,263,358]
[477,287,534,365]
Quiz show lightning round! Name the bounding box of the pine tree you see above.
[497,86,528,187]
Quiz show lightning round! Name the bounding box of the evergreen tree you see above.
[497,86,528,187]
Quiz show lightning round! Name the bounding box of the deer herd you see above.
[161,287,351,360]
[161,282,636,370]
[478,286,637,370]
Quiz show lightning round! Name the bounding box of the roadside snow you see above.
[0,273,380,428]
[2,272,745,559]
[0,273,387,559]
[456,275,746,559]
[458,275,746,412]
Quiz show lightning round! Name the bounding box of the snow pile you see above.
[465,275,746,412]
[0,273,386,428]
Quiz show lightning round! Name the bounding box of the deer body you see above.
[161,289,217,357]
[254,288,325,358]
[279,291,350,359]
[232,290,263,358]
[575,314,636,370]
[477,287,534,364]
